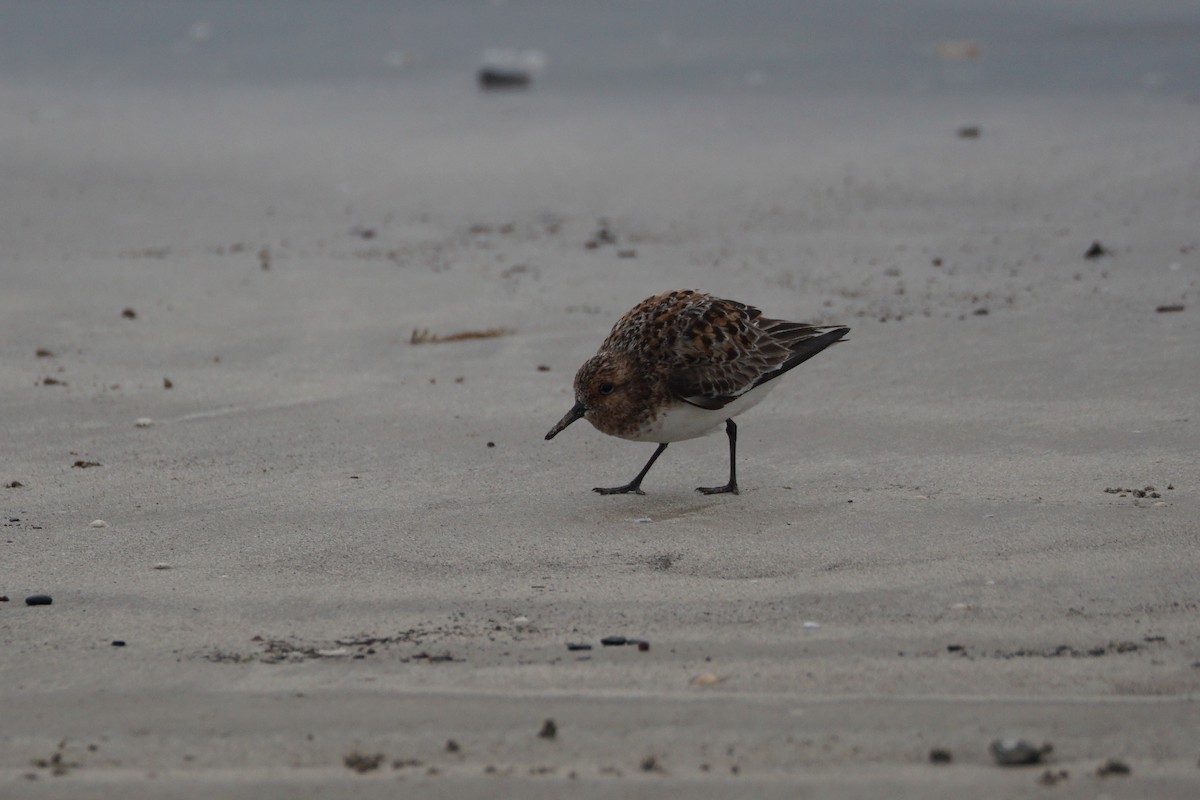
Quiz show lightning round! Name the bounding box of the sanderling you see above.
[545,289,849,495]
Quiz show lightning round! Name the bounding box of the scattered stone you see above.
[637,641,650,652]
[478,66,531,89]
[121,308,138,319]
[512,616,530,627]
[72,461,102,469]
[1096,758,1131,777]
[618,249,638,259]
[153,563,173,570]
[1084,241,1111,260]
[1156,303,1185,313]
[343,751,384,773]
[112,640,126,647]
[134,418,154,428]
[990,739,1053,766]
[601,636,628,647]
[40,376,66,386]
[90,520,109,528]
[163,377,174,389]
[487,441,495,448]
[538,719,557,740]
[0,595,9,601]
[392,757,423,769]
[947,643,965,653]
[640,755,664,773]
[929,748,953,764]
[36,348,55,358]
[566,643,592,651]
[445,739,461,753]
[536,365,551,372]
[1038,768,1069,786]
[5,481,23,488]
[26,594,53,606]
[957,125,981,139]
[691,672,722,687]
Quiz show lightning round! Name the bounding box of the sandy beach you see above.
[3,2,1199,797]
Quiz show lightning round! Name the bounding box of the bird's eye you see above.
[598,382,615,395]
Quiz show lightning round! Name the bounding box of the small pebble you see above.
[929,748,953,764]
[566,643,593,651]
[802,621,821,629]
[637,641,650,652]
[152,563,173,570]
[537,719,557,739]
[1096,758,1131,777]
[691,672,721,687]
[445,739,461,753]
[990,738,1053,766]
[111,640,126,647]
[600,636,627,646]
[26,594,53,606]
[512,616,530,627]
[90,520,109,528]
[134,418,154,428]
[634,517,652,524]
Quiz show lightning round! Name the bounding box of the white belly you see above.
[620,382,778,443]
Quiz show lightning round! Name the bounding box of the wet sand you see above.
[2,64,1199,798]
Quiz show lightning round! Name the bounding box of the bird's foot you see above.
[696,482,739,495]
[593,483,646,496]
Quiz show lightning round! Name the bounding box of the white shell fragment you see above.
[153,562,174,570]
[135,417,155,428]
[90,519,109,528]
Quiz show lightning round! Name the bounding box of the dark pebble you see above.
[112,640,126,647]
[600,636,627,646]
[946,644,965,652]
[566,643,593,651]
[929,748,953,764]
[1084,241,1111,260]
[478,68,531,90]
[26,594,53,606]
[445,739,461,753]
[956,125,981,139]
[1096,758,1131,777]
[637,641,650,652]
[537,718,557,739]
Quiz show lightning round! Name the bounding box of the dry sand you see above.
[2,72,1199,797]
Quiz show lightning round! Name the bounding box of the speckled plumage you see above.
[546,290,849,495]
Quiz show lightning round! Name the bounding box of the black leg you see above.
[595,443,669,495]
[697,419,739,495]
